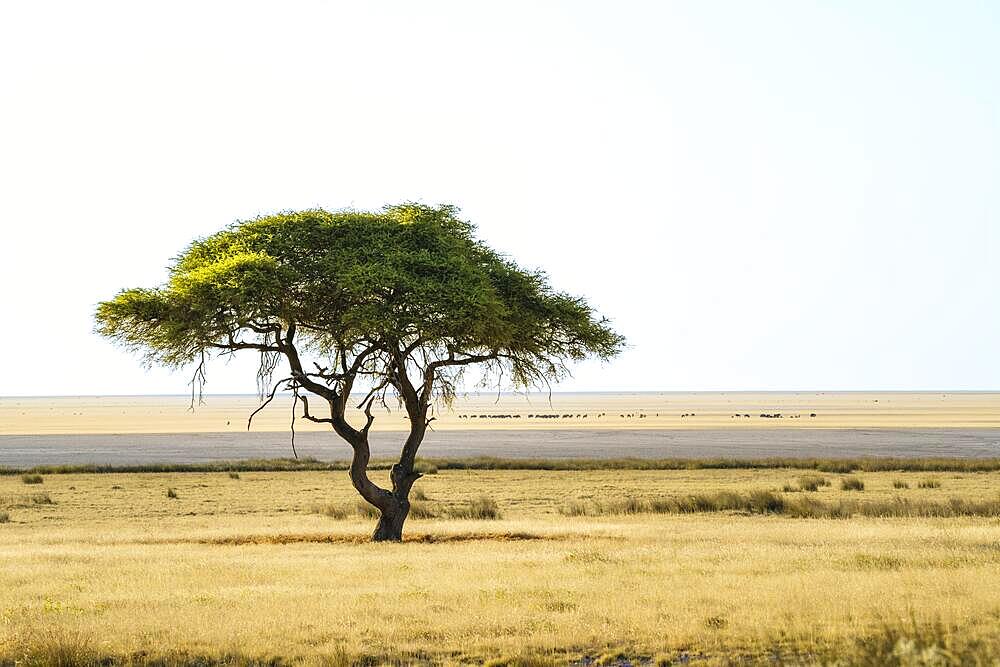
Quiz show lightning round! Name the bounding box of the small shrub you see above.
[21,474,43,485]
[408,500,437,519]
[228,472,240,480]
[841,476,865,491]
[110,485,124,490]
[0,511,9,523]
[313,503,351,519]
[893,479,909,489]
[559,500,590,516]
[853,553,904,570]
[411,487,429,501]
[746,490,785,514]
[918,478,941,489]
[797,474,829,492]
[781,484,797,493]
[166,488,179,499]
[447,496,502,520]
[9,630,99,666]
[30,493,53,505]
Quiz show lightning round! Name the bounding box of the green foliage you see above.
[20,474,43,485]
[95,204,624,401]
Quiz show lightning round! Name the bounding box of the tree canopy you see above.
[96,204,624,540]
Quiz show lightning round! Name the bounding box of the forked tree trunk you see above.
[348,434,423,542]
[372,499,410,542]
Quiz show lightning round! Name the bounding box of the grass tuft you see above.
[166,488,179,499]
[23,493,53,505]
[408,500,438,519]
[20,474,43,485]
[892,479,909,489]
[413,460,439,475]
[918,478,942,489]
[560,491,1000,519]
[0,511,8,524]
[228,472,241,480]
[841,476,865,491]
[312,502,351,520]
[445,496,502,520]
[796,474,830,492]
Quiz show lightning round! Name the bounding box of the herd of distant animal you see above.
[455,412,819,420]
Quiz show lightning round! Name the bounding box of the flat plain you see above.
[2,466,1000,665]
[2,392,1000,665]
[3,393,1000,467]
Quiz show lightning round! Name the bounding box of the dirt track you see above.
[2,428,1000,466]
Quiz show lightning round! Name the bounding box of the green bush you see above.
[21,474,43,485]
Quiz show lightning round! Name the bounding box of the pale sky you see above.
[1,1,997,396]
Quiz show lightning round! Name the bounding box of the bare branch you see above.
[299,395,334,425]
[247,376,293,430]
[188,351,208,410]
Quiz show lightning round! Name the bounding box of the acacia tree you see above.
[95,204,623,541]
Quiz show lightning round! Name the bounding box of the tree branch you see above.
[247,376,294,430]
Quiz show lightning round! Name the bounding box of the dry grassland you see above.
[2,468,1000,665]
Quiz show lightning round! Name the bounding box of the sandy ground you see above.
[2,391,999,434]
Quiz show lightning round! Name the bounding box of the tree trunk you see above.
[371,500,409,542]
[336,395,426,542]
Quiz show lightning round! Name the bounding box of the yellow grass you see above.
[2,468,1000,664]
[3,391,1000,434]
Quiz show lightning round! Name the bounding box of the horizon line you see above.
[3,389,1000,400]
